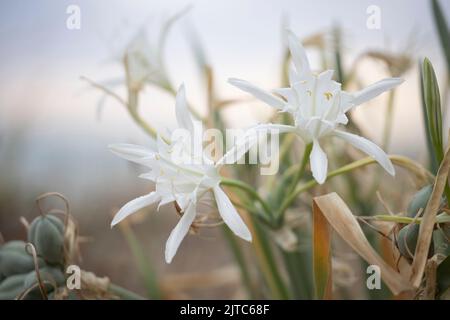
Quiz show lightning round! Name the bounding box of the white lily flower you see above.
[229,30,403,184]
[123,28,170,92]
[109,85,253,263]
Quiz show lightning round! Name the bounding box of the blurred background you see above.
[0,0,449,298]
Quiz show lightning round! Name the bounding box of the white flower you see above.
[229,30,403,184]
[109,85,253,263]
[122,28,170,92]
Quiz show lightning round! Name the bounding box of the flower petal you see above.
[216,131,258,166]
[228,78,286,110]
[165,201,197,263]
[287,30,311,78]
[252,123,297,134]
[332,130,395,176]
[214,186,252,241]
[109,143,155,165]
[175,84,194,134]
[349,78,404,108]
[111,192,160,227]
[310,140,328,184]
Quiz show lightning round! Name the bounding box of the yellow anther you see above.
[324,92,333,100]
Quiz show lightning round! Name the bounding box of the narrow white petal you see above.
[228,78,286,110]
[286,30,311,78]
[350,78,404,107]
[111,192,160,227]
[165,201,197,263]
[332,130,395,176]
[252,123,297,134]
[109,143,155,164]
[214,186,252,241]
[216,132,258,166]
[318,70,334,83]
[310,140,328,184]
[175,84,194,134]
[288,65,300,84]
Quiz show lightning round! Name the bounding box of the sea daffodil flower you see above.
[109,85,252,263]
[229,30,403,184]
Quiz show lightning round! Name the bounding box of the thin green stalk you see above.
[230,186,290,299]
[278,155,433,216]
[222,226,258,299]
[109,283,146,300]
[249,213,290,299]
[286,143,312,195]
[119,223,161,299]
[281,249,312,299]
[220,178,272,220]
[366,89,397,200]
[382,90,397,150]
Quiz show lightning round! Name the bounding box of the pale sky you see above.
[0,0,449,202]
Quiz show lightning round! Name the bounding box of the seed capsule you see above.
[28,214,65,266]
[407,185,433,218]
[0,274,27,300]
[397,223,434,261]
[22,266,65,300]
[0,241,44,278]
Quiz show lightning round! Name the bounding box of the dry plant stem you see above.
[411,140,450,287]
[25,243,48,300]
[36,192,70,217]
[278,155,434,217]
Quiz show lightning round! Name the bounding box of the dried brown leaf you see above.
[313,192,413,295]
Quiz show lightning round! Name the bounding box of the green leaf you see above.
[432,0,450,73]
[421,58,444,165]
[437,255,450,297]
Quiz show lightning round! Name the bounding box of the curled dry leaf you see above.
[313,192,413,296]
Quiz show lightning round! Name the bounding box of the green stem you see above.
[222,226,258,299]
[287,143,312,196]
[281,249,312,299]
[382,90,396,151]
[278,155,433,216]
[220,178,272,220]
[109,283,146,300]
[249,214,290,299]
[119,223,161,299]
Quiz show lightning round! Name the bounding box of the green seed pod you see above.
[0,241,44,278]
[27,214,65,265]
[22,266,65,300]
[0,274,27,300]
[407,185,433,218]
[397,223,434,261]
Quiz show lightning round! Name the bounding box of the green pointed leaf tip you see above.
[432,0,450,72]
